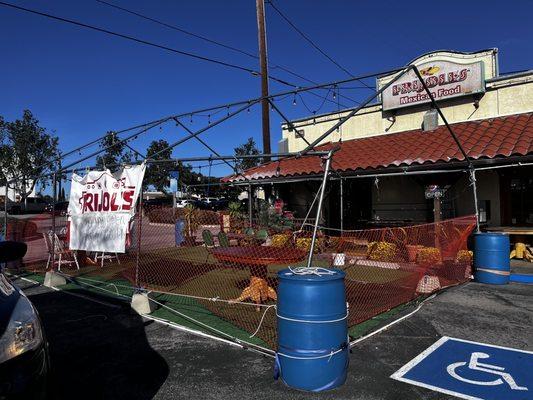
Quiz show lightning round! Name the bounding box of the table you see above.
[484,227,533,261]
[211,246,306,310]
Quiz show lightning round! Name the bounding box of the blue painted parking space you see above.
[391,336,533,400]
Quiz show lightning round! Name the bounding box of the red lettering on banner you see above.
[102,192,110,211]
[84,193,94,212]
[122,190,134,211]
[110,193,119,211]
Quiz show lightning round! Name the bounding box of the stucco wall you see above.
[281,75,533,153]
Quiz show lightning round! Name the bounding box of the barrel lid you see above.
[278,267,345,281]
[474,232,509,237]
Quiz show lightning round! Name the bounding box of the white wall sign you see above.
[68,164,145,253]
[382,60,485,111]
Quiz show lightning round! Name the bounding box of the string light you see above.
[190,114,193,124]
[292,92,297,106]
[208,114,211,124]
[226,106,230,116]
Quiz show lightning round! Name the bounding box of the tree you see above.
[96,131,132,169]
[144,139,173,192]
[234,137,261,172]
[0,110,59,202]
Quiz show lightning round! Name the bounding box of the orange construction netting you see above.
[4,207,476,351]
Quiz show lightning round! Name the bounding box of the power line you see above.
[267,0,352,76]
[267,0,373,90]
[0,1,358,109]
[0,1,286,84]
[95,0,260,60]
[94,0,363,106]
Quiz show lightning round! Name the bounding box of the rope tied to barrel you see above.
[286,266,337,276]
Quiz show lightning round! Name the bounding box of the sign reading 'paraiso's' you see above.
[382,60,485,111]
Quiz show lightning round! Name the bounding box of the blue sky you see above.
[1,0,532,180]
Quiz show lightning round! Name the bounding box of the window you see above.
[294,129,305,139]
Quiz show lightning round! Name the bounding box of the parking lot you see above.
[12,276,532,400]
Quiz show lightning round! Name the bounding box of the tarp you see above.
[68,164,145,253]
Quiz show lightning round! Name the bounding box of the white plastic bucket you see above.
[332,253,346,266]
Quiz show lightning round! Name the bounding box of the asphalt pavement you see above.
[13,277,533,400]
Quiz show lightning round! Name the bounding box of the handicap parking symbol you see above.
[391,337,533,400]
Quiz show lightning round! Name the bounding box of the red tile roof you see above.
[225,112,533,182]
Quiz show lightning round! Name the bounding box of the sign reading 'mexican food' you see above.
[382,60,485,111]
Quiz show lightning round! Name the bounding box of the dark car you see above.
[142,197,173,210]
[45,201,69,216]
[191,199,210,210]
[0,241,50,399]
[209,198,229,211]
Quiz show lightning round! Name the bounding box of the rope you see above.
[249,304,276,338]
[147,296,252,344]
[276,312,348,324]
[60,274,273,308]
[286,266,337,276]
[277,347,345,361]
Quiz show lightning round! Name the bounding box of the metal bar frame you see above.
[306,150,333,268]
[411,65,480,231]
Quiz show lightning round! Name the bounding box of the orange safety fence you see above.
[3,206,477,351]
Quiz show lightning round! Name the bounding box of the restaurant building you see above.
[227,49,533,231]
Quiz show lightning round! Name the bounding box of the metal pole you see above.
[248,183,253,228]
[469,168,481,233]
[340,178,344,234]
[412,66,481,232]
[3,181,8,239]
[51,173,57,271]
[135,189,143,288]
[307,151,333,268]
[300,66,410,155]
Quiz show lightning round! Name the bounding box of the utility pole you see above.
[256,0,271,160]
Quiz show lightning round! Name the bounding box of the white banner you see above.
[68,164,145,253]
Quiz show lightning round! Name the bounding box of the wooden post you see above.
[256,0,271,159]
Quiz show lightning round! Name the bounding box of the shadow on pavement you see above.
[28,289,169,400]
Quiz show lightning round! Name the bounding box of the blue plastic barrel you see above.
[275,268,349,392]
[174,218,185,246]
[474,233,510,285]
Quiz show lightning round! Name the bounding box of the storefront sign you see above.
[425,185,445,199]
[383,61,485,111]
[68,164,145,253]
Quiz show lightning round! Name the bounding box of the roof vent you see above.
[423,109,439,131]
[278,138,289,153]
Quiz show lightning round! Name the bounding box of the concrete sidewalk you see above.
[14,277,533,400]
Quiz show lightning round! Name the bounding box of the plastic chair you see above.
[202,229,215,248]
[218,231,230,248]
[93,252,120,268]
[44,231,79,271]
[255,229,268,241]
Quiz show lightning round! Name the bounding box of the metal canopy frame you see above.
[3,63,486,257]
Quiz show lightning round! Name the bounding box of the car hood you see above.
[0,272,20,336]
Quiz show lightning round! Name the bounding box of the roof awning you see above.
[223,112,533,184]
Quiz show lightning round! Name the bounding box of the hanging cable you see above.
[267,0,373,90]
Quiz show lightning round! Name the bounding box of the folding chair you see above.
[218,231,230,248]
[94,252,121,268]
[45,231,79,271]
[202,230,216,248]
